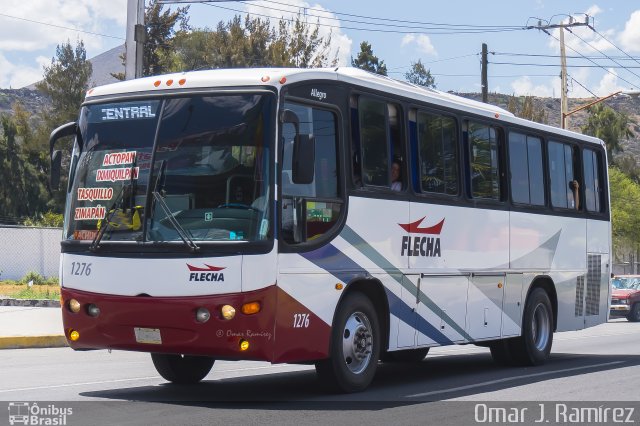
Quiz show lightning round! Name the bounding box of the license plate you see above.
[134,327,162,344]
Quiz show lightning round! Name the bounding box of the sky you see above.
[2,0,640,98]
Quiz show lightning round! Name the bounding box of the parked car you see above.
[610,275,640,322]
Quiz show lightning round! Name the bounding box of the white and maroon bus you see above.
[50,67,611,392]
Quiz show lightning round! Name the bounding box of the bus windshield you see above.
[65,93,274,245]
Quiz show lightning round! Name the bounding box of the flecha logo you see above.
[187,264,226,282]
[398,216,444,257]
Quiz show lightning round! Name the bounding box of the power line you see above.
[493,51,640,61]
[566,28,640,85]
[490,62,640,69]
[250,0,526,30]
[0,13,125,40]
[203,2,528,34]
[589,26,640,68]
[539,26,640,91]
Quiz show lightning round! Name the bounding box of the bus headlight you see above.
[69,299,81,313]
[196,307,211,323]
[87,304,100,317]
[221,305,236,320]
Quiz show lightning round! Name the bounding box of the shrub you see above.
[21,271,47,285]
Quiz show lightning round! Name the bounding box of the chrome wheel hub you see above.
[342,311,373,374]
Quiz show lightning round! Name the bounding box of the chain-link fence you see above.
[0,226,62,280]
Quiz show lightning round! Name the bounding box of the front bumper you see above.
[609,304,630,317]
[61,286,277,361]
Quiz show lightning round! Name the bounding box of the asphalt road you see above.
[1,319,639,426]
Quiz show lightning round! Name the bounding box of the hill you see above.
[2,74,639,160]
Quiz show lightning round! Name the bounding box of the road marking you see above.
[0,364,306,394]
[0,377,163,393]
[405,361,625,398]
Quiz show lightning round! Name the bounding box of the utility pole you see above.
[559,28,568,129]
[125,0,145,80]
[533,17,590,129]
[481,43,488,103]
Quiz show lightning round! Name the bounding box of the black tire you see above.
[489,339,514,366]
[385,348,430,363]
[627,304,640,322]
[151,353,215,384]
[315,292,380,393]
[508,288,554,366]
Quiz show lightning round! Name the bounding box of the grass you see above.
[0,284,61,300]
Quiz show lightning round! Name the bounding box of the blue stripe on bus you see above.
[385,287,453,345]
[301,244,453,346]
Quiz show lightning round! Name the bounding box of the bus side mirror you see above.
[292,134,315,185]
[49,121,77,191]
[50,150,62,191]
[281,109,315,185]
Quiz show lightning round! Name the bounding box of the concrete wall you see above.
[0,226,62,280]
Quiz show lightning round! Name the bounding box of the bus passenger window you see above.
[548,141,581,210]
[359,98,388,186]
[417,111,458,195]
[358,98,404,191]
[583,148,604,212]
[468,122,501,200]
[509,132,544,206]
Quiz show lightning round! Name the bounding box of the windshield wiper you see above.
[89,183,126,252]
[150,160,200,253]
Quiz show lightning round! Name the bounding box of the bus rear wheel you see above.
[151,353,215,384]
[508,288,554,366]
[315,292,380,393]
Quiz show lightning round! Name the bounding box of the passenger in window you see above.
[391,159,402,191]
[569,180,580,210]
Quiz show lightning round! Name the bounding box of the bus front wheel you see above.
[508,288,554,366]
[151,353,215,384]
[315,292,380,393]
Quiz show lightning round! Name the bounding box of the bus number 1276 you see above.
[293,313,310,328]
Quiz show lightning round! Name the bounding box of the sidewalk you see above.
[0,304,67,349]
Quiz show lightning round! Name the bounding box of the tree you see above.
[506,95,548,124]
[36,40,92,125]
[112,1,189,80]
[609,167,640,256]
[405,60,435,88]
[167,14,337,71]
[581,103,633,162]
[0,112,48,222]
[36,39,93,213]
[143,1,190,76]
[351,41,387,75]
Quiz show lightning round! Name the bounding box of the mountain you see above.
[458,92,640,159]
[22,44,125,91]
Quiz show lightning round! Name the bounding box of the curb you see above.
[0,335,68,350]
[0,298,60,308]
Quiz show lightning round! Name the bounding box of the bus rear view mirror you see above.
[281,108,315,184]
[292,134,315,185]
[50,150,62,191]
[49,121,77,191]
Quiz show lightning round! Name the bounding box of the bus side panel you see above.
[586,218,611,328]
[274,253,338,363]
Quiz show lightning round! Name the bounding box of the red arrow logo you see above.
[398,217,445,235]
[186,264,226,272]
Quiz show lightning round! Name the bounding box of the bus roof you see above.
[85,67,604,148]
